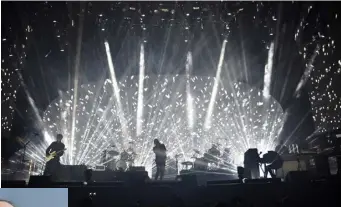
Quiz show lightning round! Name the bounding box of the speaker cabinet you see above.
[285,171,310,183]
[28,175,52,187]
[1,180,26,188]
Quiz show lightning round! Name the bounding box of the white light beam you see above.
[70,10,85,164]
[104,41,130,143]
[204,40,228,129]
[295,44,320,98]
[186,51,194,130]
[136,43,145,136]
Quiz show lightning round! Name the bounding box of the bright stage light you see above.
[28,75,285,175]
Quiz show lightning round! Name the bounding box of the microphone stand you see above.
[40,162,46,175]
[175,154,182,175]
[175,156,179,175]
[13,139,30,180]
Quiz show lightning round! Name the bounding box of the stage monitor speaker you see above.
[244,178,282,184]
[85,181,125,187]
[179,174,198,186]
[207,179,242,186]
[1,180,26,187]
[60,165,88,181]
[126,171,149,185]
[285,171,310,183]
[52,181,83,187]
[91,171,116,181]
[148,180,180,187]
[28,175,52,187]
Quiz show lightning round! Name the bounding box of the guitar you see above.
[45,148,66,162]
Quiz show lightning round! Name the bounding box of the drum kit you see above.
[180,146,232,171]
[104,149,137,171]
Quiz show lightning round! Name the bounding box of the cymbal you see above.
[322,147,335,151]
[107,150,119,156]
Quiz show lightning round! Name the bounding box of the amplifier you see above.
[92,171,116,181]
[179,173,198,186]
[2,180,27,187]
[28,175,52,187]
[59,165,87,181]
[115,170,149,183]
[244,148,260,179]
[285,171,310,183]
[276,160,307,178]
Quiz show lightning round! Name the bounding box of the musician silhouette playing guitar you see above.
[44,134,66,181]
[153,139,167,180]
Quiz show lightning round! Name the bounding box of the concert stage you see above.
[2,175,341,207]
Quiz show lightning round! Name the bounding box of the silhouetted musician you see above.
[153,139,167,180]
[44,134,65,180]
